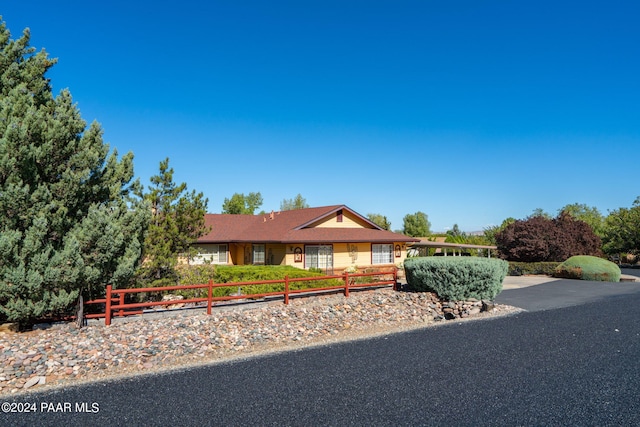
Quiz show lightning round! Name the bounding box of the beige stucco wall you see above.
[284,245,305,266]
[333,242,366,267]
[232,243,244,265]
[332,242,409,270]
[309,210,372,229]
[281,242,408,271]
[190,240,409,270]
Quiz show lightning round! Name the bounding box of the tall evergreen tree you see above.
[0,21,149,326]
[137,158,209,286]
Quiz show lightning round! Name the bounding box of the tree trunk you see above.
[75,294,84,329]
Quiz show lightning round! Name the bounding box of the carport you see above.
[408,240,497,257]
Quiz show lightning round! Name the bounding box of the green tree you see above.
[280,194,309,211]
[446,224,466,243]
[529,208,552,219]
[402,211,431,237]
[137,158,209,286]
[483,218,516,245]
[367,213,391,230]
[559,203,605,238]
[222,192,263,214]
[0,22,149,326]
[602,197,640,256]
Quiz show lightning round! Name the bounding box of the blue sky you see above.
[3,1,639,232]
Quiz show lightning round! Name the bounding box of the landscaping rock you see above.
[482,301,496,312]
[0,288,518,396]
[23,376,42,389]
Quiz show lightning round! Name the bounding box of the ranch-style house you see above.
[192,205,419,274]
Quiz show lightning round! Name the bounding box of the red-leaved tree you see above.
[496,213,601,262]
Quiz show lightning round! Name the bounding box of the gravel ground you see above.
[0,287,519,397]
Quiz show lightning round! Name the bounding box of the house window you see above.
[193,244,228,265]
[372,244,393,264]
[337,210,343,222]
[305,245,333,271]
[253,244,265,264]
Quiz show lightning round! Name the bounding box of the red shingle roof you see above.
[197,205,419,244]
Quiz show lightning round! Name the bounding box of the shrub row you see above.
[507,262,561,276]
[141,265,345,300]
[214,265,344,295]
[404,257,508,301]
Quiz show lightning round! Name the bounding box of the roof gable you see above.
[295,206,382,230]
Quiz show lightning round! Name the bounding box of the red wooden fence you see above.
[85,270,398,326]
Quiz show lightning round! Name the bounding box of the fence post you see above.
[284,275,289,305]
[105,284,112,326]
[207,280,213,315]
[344,272,350,298]
[118,293,125,317]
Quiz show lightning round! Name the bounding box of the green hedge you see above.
[214,265,343,294]
[553,256,621,282]
[404,257,508,301]
[507,262,561,276]
[166,265,343,299]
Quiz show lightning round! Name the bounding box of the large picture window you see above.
[193,244,228,265]
[372,244,393,264]
[305,245,333,271]
[253,244,265,264]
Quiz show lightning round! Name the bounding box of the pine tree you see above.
[0,21,149,326]
[137,158,209,287]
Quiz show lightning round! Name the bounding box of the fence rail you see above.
[85,270,398,326]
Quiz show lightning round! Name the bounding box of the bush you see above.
[404,257,508,301]
[178,264,217,285]
[174,264,223,299]
[508,262,561,276]
[133,265,346,301]
[213,265,343,295]
[496,213,601,262]
[554,256,621,282]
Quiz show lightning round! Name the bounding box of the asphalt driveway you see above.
[497,273,640,311]
[4,286,640,426]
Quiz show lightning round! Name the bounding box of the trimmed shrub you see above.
[404,257,508,301]
[554,256,621,282]
[508,262,561,276]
